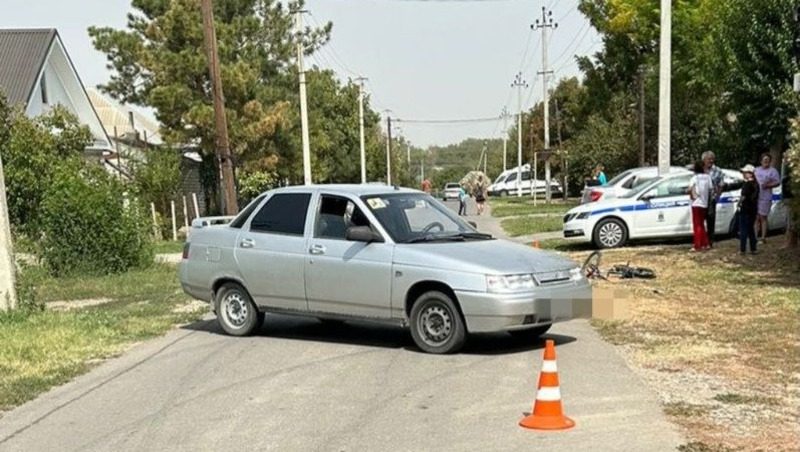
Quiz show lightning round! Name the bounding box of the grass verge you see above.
[153,241,185,255]
[573,240,799,451]
[499,215,563,237]
[490,198,578,218]
[0,264,204,412]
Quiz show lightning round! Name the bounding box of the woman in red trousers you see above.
[688,161,711,252]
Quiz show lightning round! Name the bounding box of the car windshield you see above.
[606,169,634,186]
[621,177,663,198]
[494,174,506,184]
[445,183,459,189]
[361,193,492,243]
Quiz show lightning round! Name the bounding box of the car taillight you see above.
[182,242,190,260]
[589,190,603,202]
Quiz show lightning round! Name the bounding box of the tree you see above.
[89,0,331,206]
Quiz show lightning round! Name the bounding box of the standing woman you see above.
[754,153,781,242]
[738,165,760,254]
[593,164,608,185]
[688,161,711,252]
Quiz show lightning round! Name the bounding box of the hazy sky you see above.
[1,0,601,147]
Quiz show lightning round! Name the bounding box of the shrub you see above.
[39,162,153,276]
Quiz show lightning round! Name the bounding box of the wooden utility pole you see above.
[0,153,17,311]
[201,0,238,215]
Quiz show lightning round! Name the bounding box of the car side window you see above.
[651,176,692,199]
[506,173,518,183]
[229,194,266,229]
[622,176,635,189]
[250,193,311,235]
[521,171,531,181]
[314,195,370,240]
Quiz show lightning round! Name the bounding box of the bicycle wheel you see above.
[582,251,602,278]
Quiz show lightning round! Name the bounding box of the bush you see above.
[39,162,153,276]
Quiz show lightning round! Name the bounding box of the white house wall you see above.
[24,38,111,149]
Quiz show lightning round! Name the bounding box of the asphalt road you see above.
[0,198,684,451]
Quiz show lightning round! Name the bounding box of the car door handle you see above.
[309,244,326,255]
[240,238,255,249]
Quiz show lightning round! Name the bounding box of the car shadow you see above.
[181,314,576,356]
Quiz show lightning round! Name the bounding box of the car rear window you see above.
[250,193,311,236]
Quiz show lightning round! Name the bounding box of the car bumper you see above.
[563,219,592,242]
[455,279,592,333]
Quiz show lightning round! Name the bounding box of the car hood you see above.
[393,239,579,274]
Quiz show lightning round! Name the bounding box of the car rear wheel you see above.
[509,324,552,341]
[500,190,508,197]
[593,218,628,249]
[215,283,262,336]
[409,291,466,354]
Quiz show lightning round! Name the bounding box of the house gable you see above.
[0,28,111,150]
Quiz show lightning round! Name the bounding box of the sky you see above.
[0,0,601,147]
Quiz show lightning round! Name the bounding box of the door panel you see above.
[234,193,311,312]
[634,176,692,237]
[304,194,393,318]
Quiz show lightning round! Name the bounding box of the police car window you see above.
[632,176,655,188]
[652,176,692,198]
[621,176,635,189]
[506,173,518,182]
[607,169,634,186]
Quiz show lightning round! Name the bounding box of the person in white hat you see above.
[738,164,759,254]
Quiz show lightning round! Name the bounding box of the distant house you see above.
[89,89,208,215]
[0,28,112,152]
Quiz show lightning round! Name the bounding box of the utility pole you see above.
[295,9,312,185]
[533,6,557,203]
[657,0,671,176]
[501,106,510,172]
[356,77,367,183]
[639,66,646,166]
[201,0,238,214]
[386,114,392,185]
[483,141,488,175]
[0,153,16,311]
[512,72,528,197]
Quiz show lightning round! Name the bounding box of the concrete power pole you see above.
[386,115,392,185]
[639,66,646,167]
[356,77,367,183]
[0,154,16,311]
[512,72,528,197]
[501,107,509,172]
[657,0,671,176]
[533,6,557,203]
[295,9,312,185]
[201,0,238,214]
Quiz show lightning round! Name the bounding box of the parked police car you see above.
[563,169,787,248]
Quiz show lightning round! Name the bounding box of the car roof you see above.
[264,184,421,197]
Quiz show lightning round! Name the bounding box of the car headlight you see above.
[576,212,590,220]
[486,274,536,293]
[570,267,584,281]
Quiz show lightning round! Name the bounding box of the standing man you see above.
[702,151,724,248]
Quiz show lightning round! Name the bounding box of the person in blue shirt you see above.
[593,164,608,185]
[458,186,468,216]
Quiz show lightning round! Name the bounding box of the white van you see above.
[488,164,562,197]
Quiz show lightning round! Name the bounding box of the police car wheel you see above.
[593,218,628,249]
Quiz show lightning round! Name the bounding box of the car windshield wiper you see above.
[449,231,494,240]
[404,234,465,244]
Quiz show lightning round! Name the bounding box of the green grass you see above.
[664,401,711,417]
[537,238,595,252]
[712,392,780,406]
[152,241,185,254]
[0,264,204,411]
[499,215,563,237]
[490,198,579,218]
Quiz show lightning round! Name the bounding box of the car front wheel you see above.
[593,218,628,249]
[215,282,263,336]
[409,291,466,354]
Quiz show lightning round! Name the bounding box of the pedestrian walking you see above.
[421,178,432,194]
[780,154,797,249]
[458,185,468,216]
[738,164,759,255]
[688,161,711,252]
[754,153,781,243]
[702,151,725,248]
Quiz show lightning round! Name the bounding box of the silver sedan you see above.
[180,185,591,354]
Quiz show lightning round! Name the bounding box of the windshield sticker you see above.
[367,198,386,209]
[415,200,427,208]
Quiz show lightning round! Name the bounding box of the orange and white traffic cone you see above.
[519,339,575,430]
[532,240,540,249]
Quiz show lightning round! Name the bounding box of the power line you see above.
[394,116,502,124]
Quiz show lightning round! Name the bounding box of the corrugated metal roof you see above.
[0,28,56,105]
[88,89,163,145]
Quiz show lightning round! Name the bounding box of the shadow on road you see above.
[181,314,576,356]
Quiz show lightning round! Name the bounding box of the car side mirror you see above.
[346,226,383,243]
